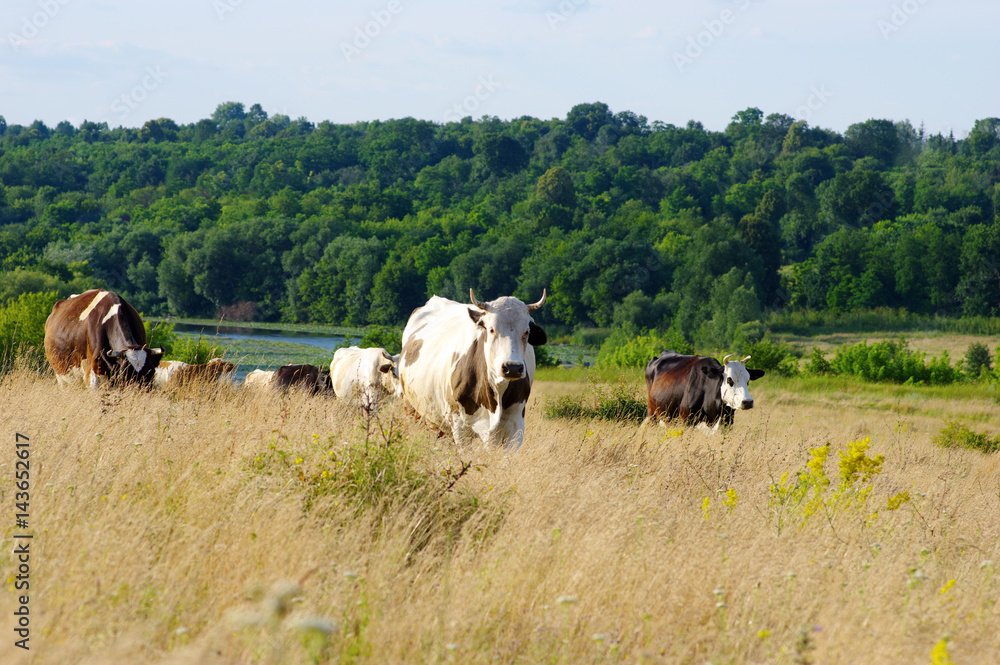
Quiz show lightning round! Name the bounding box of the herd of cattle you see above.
[41,288,765,448]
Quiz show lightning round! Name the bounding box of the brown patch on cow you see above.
[450,334,497,415]
[402,337,423,366]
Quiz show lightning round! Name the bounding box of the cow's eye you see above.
[727,377,734,386]
[523,330,529,338]
[489,327,495,335]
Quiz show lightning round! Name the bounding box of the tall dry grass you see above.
[2,366,1000,664]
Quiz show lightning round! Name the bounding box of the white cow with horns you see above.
[397,289,548,449]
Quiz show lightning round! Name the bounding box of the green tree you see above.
[296,236,384,325]
[0,291,59,368]
[845,119,900,167]
[536,166,576,207]
[566,102,615,141]
[474,133,527,176]
[957,220,1000,316]
[739,190,784,304]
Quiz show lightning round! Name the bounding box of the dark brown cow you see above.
[272,364,333,395]
[645,352,764,430]
[44,289,163,388]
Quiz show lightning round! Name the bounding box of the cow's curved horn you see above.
[722,353,735,364]
[526,288,547,312]
[106,350,121,359]
[469,288,488,311]
[741,355,752,363]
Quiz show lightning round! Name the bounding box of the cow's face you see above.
[103,346,164,385]
[468,291,547,382]
[719,356,765,410]
[377,351,402,397]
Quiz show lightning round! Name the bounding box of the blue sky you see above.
[1,0,997,136]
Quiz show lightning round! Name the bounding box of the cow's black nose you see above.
[742,399,754,410]
[502,362,524,378]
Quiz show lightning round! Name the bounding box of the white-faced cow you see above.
[44,289,163,388]
[397,289,547,449]
[330,346,399,410]
[154,358,236,389]
[645,352,765,431]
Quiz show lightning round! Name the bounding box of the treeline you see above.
[1,103,999,347]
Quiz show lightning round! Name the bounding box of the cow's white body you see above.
[243,369,275,389]
[329,346,398,408]
[154,359,235,388]
[398,293,546,449]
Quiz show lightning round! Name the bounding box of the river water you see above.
[167,323,359,381]
[171,323,354,351]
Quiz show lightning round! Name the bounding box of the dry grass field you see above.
[2,362,1000,664]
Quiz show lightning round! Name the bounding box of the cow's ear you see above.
[748,369,765,381]
[528,322,547,346]
[468,308,485,327]
[700,364,723,379]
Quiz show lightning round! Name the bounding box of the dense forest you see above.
[1,102,998,347]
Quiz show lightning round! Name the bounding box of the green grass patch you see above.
[934,421,1000,454]
[762,373,1000,402]
[223,338,334,370]
[535,365,644,384]
[545,380,647,423]
[767,308,1000,337]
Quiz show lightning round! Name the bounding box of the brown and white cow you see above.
[44,289,163,388]
[397,289,547,449]
[645,352,764,431]
[154,358,236,388]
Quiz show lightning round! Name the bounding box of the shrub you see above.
[571,328,612,347]
[534,344,559,368]
[359,326,402,355]
[545,380,647,423]
[170,335,226,364]
[0,291,59,369]
[934,421,1000,454]
[596,327,693,368]
[145,320,177,357]
[963,341,993,379]
[805,347,833,375]
[829,338,958,384]
[742,338,799,377]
